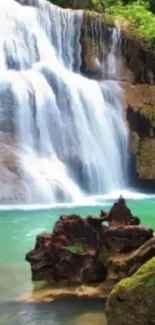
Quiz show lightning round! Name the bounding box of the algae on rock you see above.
[105,257,155,325]
[137,138,155,179]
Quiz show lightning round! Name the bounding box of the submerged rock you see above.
[26,198,154,291]
[105,257,155,325]
[74,311,108,325]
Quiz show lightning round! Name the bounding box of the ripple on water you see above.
[0,299,107,325]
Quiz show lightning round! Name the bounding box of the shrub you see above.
[106,1,155,42]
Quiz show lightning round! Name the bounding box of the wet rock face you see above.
[121,35,155,84]
[80,13,155,84]
[80,12,155,190]
[26,198,154,286]
[123,83,155,188]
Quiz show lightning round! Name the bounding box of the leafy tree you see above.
[106,1,155,42]
[48,0,155,43]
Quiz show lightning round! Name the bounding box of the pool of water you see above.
[0,198,155,324]
[0,299,107,325]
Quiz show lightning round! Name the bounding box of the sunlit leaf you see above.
[68,243,84,254]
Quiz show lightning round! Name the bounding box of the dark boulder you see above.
[26,214,107,284]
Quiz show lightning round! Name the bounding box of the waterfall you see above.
[0,0,128,204]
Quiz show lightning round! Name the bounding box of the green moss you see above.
[106,257,155,325]
[137,138,155,179]
[130,109,155,180]
[140,106,155,128]
[68,243,84,254]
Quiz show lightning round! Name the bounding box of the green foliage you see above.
[49,0,155,44]
[91,0,105,11]
[68,243,84,254]
[141,106,155,128]
[106,0,155,13]
[106,1,155,43]
[49,0,155,14]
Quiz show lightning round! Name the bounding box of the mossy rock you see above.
[105,257,155,325]
[137,138,155,179]
[140,106,155,129]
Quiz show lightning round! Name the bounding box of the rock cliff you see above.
[124,84,155,189]
[80,10,155,190]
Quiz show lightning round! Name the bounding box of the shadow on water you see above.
[0,298,107,325]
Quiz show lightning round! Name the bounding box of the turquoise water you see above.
[0,198,154,324]
[0,198,154,263]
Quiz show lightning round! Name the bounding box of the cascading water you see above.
[0,0,128,204]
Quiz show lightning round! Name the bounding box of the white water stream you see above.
[0,0,128,203]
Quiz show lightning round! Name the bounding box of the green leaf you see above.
[68,243,84,254]
[147,277,155,288]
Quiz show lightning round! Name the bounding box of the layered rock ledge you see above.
[26,197,155,300]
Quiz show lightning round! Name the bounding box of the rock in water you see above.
[26,198,155,287]
[100,196,140,227]
[105,257,155,325]
[26,214,107,284]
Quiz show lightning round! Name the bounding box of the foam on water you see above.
[0,190,154,211]
[0,0,128,204]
